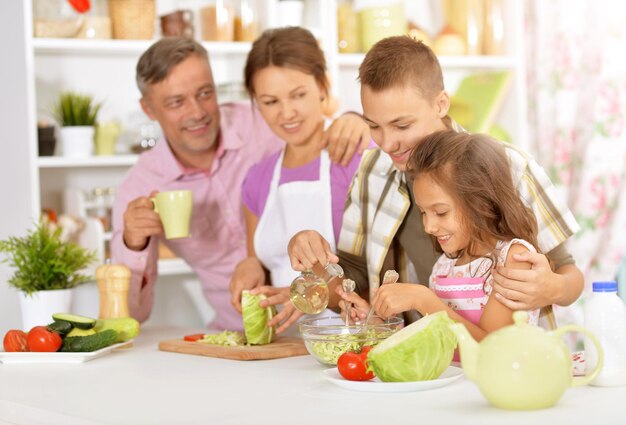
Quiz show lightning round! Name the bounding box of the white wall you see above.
[0,1,39,336]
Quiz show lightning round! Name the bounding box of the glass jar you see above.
[234,0,258,42]
[356,1,407,52]
[77,0,112,39]
[337,0,360,53]
[289,263,344,314]
[33,0,84,38]
[201,0,235,41]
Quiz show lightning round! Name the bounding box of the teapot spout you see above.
[448,323,479,382]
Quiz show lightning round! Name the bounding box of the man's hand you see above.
[230,257,267,313]
[250,286,303,334]
[123,192,162,251]
[321,112,370,166]
[288,230,339,272]
[491,252,559,311]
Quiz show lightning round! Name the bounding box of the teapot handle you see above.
[552,325,603,387]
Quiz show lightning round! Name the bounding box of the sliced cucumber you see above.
[47,320,73,336]
[52,313,97,330]
[67,327,96,337]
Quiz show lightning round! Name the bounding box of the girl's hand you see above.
[335,285,370,323]
[371,283,423,320]
[250,286,303,334]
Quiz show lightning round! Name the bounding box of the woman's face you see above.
[252,66,325,148]
[413,173,470,260]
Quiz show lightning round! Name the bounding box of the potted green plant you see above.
[0,221,96,329]
[53,91,102,158]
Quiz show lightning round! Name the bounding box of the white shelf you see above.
[338,54,518,70]
[33,38,252,56]
[38,155,138,168]
[158,258,194,276]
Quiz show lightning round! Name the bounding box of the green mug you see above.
[151,190,192,239]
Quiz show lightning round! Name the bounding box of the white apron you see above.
[254,149,340,326]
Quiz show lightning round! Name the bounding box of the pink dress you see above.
[429,239,540,326]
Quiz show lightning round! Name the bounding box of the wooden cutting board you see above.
[158,337,309,361]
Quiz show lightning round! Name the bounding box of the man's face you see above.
[253,66,325,148]
[361,84,449,171]
[140,54,220,167]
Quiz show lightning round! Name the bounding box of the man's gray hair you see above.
[136,37,209,95]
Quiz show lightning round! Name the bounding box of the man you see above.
[111,37,369,330]
[285,36,583,330]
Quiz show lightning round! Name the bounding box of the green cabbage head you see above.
[367,311,457,382]
[242,290,276,345]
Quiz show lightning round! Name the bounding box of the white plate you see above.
[323,365,464,392]
[0,340,134,364]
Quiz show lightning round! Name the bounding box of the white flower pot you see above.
[60,126,95,157]
[18,289,73,330]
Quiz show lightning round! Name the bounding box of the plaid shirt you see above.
[337,122,579,327]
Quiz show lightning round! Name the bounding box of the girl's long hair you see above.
[406,130,539,262]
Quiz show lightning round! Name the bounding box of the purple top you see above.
[242,150,362,243]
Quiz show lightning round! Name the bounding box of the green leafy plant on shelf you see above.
[53,91,102,126]
[0,221,96,296]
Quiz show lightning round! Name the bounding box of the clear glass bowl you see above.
[299,315,404,366]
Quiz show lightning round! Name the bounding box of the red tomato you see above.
[68,0,91,13]
[337,348,375,381]
[184,333,205,342]
[26,326,62,352]
[3,330,28,352]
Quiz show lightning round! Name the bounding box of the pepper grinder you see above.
[96,262,131,319]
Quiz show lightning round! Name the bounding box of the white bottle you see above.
[584,281,626,386]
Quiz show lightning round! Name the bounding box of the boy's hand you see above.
[288,230,339,272]
[336,285,370,323]
[492,252,554,310]
[123,191,162,251]
[230,257,266,313]
[321,112,370,166]
[251,286,303,334]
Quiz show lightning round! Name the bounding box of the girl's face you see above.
[252,66,325,148]
[413,173,470,260]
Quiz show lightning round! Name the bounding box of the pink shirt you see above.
[111,102,283,331]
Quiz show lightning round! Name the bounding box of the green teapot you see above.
[449,311,604,410]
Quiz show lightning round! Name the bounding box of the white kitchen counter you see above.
[1,326,624,425]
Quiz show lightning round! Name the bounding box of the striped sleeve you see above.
[504,143,580,253]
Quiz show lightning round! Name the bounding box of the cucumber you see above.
[60,329,119,352]
[52,313,97,330]
[47,320,73,336]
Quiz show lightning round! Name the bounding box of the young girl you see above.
[341,130,542,341]
[230,27,368,334]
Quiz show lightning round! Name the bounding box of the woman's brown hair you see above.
[406,130,539,261]
[244,26,329,98]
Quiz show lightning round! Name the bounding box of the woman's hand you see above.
[321,112,370,166]
[250,286,303,334]
[287,230,339,272]
[229,257,267,313]
[335,285,370,323]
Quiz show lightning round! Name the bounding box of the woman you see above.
[230,27,369,334]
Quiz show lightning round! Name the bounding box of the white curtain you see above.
[526,0,626,326]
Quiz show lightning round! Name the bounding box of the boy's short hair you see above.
[358,36,444,101]
[136,37,209,96]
